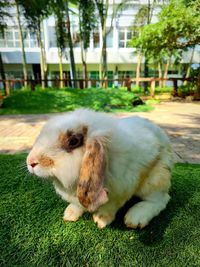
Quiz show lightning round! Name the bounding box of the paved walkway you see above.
[0,102,200,163]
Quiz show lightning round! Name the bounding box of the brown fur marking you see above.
[136,155,161,190]
[58,127,88,152]
[136,153,171,197]
[40,155,54,167]
[77,138,107,210]
[58,131,73,152]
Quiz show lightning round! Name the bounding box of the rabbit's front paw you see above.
[63,203,84,222]
[93,212,115,229]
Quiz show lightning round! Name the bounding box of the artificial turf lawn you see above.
[0,154,200,267]
[0,87,154,115]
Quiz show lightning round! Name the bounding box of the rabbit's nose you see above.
[30,162,39,168]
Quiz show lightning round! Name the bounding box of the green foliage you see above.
[131,85,173,95]
[145,99,160,105]
[18,0,51,31]
[49,0,79,53]
[157,0,200,48]
[154,86,173,94]
[94,0,105,24]
[0,154,200,266]
[178,83,195,97]
[132,1,155,36]
[131,0,200,57]
[0,0,11,33]
[0,88,153,115]
[51,0,68,53]
[78,0,96,50]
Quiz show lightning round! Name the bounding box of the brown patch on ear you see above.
[59,127,88,152]
[40,155,54,167]
[77,138,108,212]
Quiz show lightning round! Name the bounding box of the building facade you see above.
[0,0,199,87]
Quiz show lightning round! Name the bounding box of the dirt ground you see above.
[0,101,199,163]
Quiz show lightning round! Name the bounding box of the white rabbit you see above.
[27,109,174,229]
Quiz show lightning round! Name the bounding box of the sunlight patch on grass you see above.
[0,88,154,115]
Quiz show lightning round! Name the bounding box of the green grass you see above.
[131,86,173,95]
[0,154,200,266]
[0,87,154,115]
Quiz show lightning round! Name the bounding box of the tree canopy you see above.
[131,0,200,56]
[0,0,12,33]
[18,0,50,30]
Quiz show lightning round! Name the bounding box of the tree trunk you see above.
[98,0,109,87]
[143,0,152,93]
[101,30,107,81]
[136,51,142,87]
[15,0,28,87]
[99,24,107,86]
[144,55,149,94]
[66,2,77,88]
[37,25,46,89]
[184,47,195,85]
[194,67,200,100]
[158,61,163,87]
[41,22,48,87]
[150,80,155,97]
[83,61,88,88]
[37,24,47,89]
[80,41,88,88]
[58,49,64,88]
[0,52,6,95]
[163,58,170,87]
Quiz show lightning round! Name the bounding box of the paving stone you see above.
[0,102,199,163]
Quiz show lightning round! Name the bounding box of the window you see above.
[0,27,38,48]
[0,38,5,47]
[5,30,14,47]
[14,31,20,47]
[48,26,57,48]
[118,28,133,48]
[23,30,29,48]
[23,30,38,48]
[5,71,32,79]
[106,29,113,48]
[29,32,38,48]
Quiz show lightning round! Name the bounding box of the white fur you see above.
[27,109,174,228]
[63,203,85,222]
[124,192,170,228]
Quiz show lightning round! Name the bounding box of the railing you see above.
[0,77,196,97]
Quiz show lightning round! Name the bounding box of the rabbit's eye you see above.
[59,132,85,152]
[69,136,79,147]
[67,134,84,151]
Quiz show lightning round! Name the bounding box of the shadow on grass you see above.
[156,113,200,163]
[111,163,200,245]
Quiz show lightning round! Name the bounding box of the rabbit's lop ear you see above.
[77,136,109,212]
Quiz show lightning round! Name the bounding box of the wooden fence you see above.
[0,77,196,97]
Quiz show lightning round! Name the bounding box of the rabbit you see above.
[27,108,174,229]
